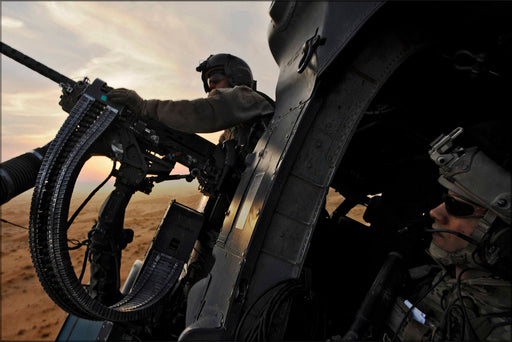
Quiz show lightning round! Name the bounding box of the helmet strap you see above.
[427,211,498,269]
[472,210,497,243]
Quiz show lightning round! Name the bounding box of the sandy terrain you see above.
[1,182,363,341]
[1,180,203,341]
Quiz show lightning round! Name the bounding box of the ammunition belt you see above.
[29,84,181,321]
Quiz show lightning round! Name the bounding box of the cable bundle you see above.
[235,279,306,341]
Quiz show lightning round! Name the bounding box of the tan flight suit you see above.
[390,269,511,341]
[141,85,274,134]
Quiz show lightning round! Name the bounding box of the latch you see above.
[297,28,326,73]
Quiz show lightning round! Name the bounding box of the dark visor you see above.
[443,194,487,217]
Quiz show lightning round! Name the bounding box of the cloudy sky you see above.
[1,1,279,181]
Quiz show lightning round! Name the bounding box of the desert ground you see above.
[1,180,204,341]
[1,181,361,341]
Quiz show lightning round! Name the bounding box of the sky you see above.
[1,1,279,182]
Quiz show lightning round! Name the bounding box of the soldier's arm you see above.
[143,86,273,133]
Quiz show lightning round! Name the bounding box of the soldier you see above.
[106,53,274,149]
[106,54,274,294]
[388,127,511,341]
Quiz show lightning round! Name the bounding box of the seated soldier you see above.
[387,127,511,341]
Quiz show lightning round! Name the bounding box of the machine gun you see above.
[1,42,237,326]
[1,42,228,203]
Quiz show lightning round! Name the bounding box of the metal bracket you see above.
[297,28,325,74]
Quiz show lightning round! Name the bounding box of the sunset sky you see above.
[1,2,279,182]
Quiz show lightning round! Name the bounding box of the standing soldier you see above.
[105,54,275,300]
[107,53,274,144]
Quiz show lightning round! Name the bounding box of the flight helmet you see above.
[196,53,256,92]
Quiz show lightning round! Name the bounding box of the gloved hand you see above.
[106,88,144,115]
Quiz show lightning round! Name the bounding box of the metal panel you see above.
[56,315,113,342]
[180,2,438,340]
[268,2,384,77]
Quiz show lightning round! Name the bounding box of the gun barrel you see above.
[1,41,76,87]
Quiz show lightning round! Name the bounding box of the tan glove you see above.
[106,88,144,115]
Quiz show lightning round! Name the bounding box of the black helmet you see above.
[196,53,256,92]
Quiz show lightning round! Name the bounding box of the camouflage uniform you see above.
[391,268,511,341]
[141,85,274,134]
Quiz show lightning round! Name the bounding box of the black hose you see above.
[0,142,50,205]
